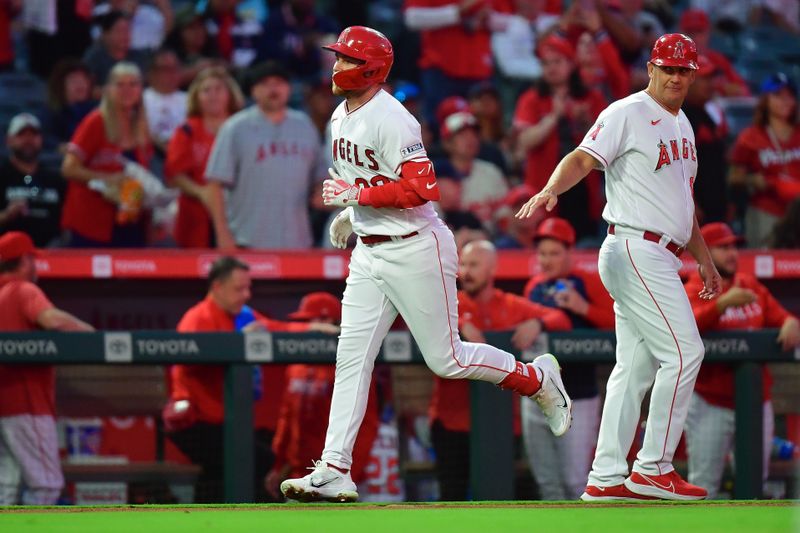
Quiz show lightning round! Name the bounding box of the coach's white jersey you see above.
[330,89,441,236]
[577,91,698,246]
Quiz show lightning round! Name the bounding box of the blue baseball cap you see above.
[760,72,797,95]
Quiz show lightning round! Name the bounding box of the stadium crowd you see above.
[0,0,799,505]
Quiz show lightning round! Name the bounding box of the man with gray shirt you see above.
[205,61,327,249]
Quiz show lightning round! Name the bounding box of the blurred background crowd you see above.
[0,0,799,252]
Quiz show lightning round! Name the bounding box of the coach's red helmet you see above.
[649,33,698,70]
[323,26,393,91]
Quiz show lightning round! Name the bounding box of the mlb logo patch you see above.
[400,142,423,157]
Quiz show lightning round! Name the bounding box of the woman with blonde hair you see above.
[165,67,244,247]
[61,61,153,247]
[729,72,800,248]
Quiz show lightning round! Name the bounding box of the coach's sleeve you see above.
[577,105,627,170]
[204,118,237,186]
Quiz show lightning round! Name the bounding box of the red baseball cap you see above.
[440,111,478,140]
[289,292,342,322]
[696,54,717,77]
[534,217,576,247]
[679,9,710,33]
[701,223,742,247]
[436,95,470,125]
[537,34,576,62]
[503,184,535,208]
[0,232,39,261]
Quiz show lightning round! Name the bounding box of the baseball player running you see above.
[280,26,572,503]
[517,33,723,501]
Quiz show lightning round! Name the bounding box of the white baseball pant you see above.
[588,231,705,487]
[685,393,774,498]
[522,395,601,499]
[322,224,520,469]
[0,414,64,505]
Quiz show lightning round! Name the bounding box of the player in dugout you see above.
[683,222,800,498]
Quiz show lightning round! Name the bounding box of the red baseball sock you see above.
[327,463,349,474]
[498,361,542,396]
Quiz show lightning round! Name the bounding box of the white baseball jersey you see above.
[577,91,698,246]
[330,89,440,236]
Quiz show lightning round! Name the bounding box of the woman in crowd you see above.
[164,67,244,248]
[513,34,607,243]
[61,61,153,247]
[729,73,800,248]
[46,59,98,149]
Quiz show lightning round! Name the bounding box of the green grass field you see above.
[1,501,797,533]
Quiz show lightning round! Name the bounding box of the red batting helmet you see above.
[322,26,394,91]
[649,33,698,70]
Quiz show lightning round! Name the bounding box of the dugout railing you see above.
[0,329,795,502]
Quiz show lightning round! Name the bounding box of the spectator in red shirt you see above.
[729,73,800,248]
[513,34,607,242]
[522,217,615,499]
[404,0,506,127]
[428,240,570,500]
[573,9,630,101]
[683,222,800,498]
[165,67,245,248]
[164,256,337,502]
[265,292,379,499]
[61,61,154,247]
[679,9,751,98]
[0,232,94,505]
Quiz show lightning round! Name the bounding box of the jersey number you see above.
[354,175,392,188]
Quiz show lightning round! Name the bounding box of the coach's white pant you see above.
[0,415,64,505]
[685,393,774,498]
[522,395,600,499]
[588,232,704,486]
[322,225,519,469]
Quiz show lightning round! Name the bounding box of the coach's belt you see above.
[608,225,685,257]
[360,231,419,246]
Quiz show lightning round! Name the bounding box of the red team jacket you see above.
[685,272,795,408]
[428,289,571,432]
[730,125,800,217]
[271,365,380,482]
[0,276,57,417]
[171,296,309,428]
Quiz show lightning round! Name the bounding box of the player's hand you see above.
[511,318,543,350]
[323,168,361,207]
[329,208,353,249]
[460,321,486,344]
[554,287,590,316]
[697,262,722,300]
[309,322,341,335]
[515,187,557,218]
[777,317,800,351]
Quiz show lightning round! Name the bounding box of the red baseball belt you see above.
[608,225,685,256]
[360,231,419,245]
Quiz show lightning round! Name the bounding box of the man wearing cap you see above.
[265,292,380,500]
[434,110,508,230]
[678,9,750,97]
[683,55,729,224]
[521,217,614,499]
[0,232,94,505]
[0,114,65,247]
[729,72,800,248]
[517,33,723,500]
[683,222,800,498]
[428,240,571,500]
[204,61,328,249]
